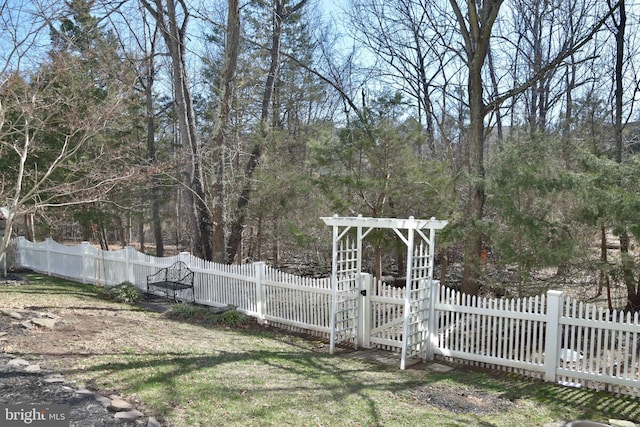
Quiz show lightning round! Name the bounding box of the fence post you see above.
[424,279,439,362]
[124,246,135,285]
[45,238,53,276]
[179,252,193,300]
[544,290,564,382]
[255,262,267,324]
[80,242,92,285]
[179,252,191,265]
[357,273,372,349]
[15,236,26,270]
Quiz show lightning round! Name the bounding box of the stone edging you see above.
[4,356,162,427]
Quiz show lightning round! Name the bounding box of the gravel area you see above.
[0,352,139,427]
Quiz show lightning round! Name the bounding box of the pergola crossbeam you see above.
[322,215,448,231]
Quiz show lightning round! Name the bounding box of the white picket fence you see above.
[8,237,334,334]
[434,286,640,397]
[7,237,640,397]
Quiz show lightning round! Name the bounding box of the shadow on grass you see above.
[51,340,640,426]
[63,348,406,425]
[443,368,640,423]
[6,274,640,425]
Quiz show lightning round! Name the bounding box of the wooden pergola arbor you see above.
[321,215,448,369]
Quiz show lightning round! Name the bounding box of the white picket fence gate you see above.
[7,237,640,397]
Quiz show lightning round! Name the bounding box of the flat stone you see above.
[76,387,95,396]
[147,417,162,427]
[427,363,454,373]
[109,398,133,411]
[7,358,30,367]
[95,395,111,407]
[44,374,65,383]
[610,420,638,427]
[20,321,33,329]
[1,309,22,320]
[24,364,40,372]
[0,332,8,337]
[114,409,144,420]
[30,318,57,329]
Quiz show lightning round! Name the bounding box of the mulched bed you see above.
[407,381,517,414]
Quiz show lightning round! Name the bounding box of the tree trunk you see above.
[449,0,503,296]
[211,0,241,263]
[226,0,308,263]
[611,0,637,310]
[144,28,164,258]
[142,0,213,260]
[114,215,127,247]
[461,64,486,295]
[24,213,35,242]
[597,226,607,297]
[138,219,145,253]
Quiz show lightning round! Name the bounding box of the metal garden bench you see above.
[146,261,195,302]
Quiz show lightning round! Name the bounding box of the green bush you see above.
[103,282,143,304]
[212,309,248,327]
[165,303,248,327]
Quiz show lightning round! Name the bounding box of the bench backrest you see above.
[165,261,193,283]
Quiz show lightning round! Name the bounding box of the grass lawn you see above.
[1,274,639,426]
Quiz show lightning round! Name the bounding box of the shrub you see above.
[212,310,248,327]
[165,303,211,321]
[104,282,143,304]
[165,303,249,327]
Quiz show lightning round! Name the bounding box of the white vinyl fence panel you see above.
[556,298,640,395]
[263,267,333,334]
[369,281,405,351]
[434,283,640,397]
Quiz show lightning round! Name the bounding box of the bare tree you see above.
[111,1,167,256]
[0,6,137,270]
[607,0,640,310]
[210,0,241,263]
[446,0,617,295]
[140,0,214,260]
[346,0,451,157]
